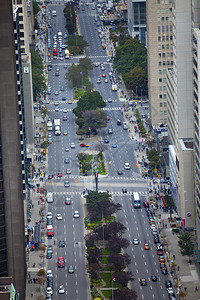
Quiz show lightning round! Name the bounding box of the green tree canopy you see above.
[74,91,106,116]
[63,3,76,35]
[66,58,93,88]
[125,66,147,95]
[67,35,89,55]
[178,231,194,261]
[31,49,45,100]
[147,148,161,169]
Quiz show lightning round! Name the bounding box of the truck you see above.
[47,225,54,238]
[54,119,61,136]
[47,120,53,131]
[65,49,70,59]
[112,84,117,91]
[133,192,141,208]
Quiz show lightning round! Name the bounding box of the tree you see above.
[94,142,108,156]
[115,287,137,300]
[63,3,77,35]
[108,253,131,272]
[33,1,40,15]
[107,236,130,254]
[115,271,133,287]
[79,57,93,75]
[66,63,82,87]
[82,110,107,132]
[125,66,147,96]
[178,231,194,262]
[73,91,106,116]
[147,148,161,169]
[67,35,89,55]
[87,245,102,264]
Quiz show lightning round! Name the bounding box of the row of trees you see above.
[31,49,45,101]
[85,191,137,299]
[113,37,148,96]
[63,3,77,35]
[67,35,89,56]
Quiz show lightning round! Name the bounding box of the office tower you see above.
[128,0,146,46]
[146,0,173,127]
[0,1,26,298]
[167,0,194,229]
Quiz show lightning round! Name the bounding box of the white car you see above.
[97,78,101,83]
[108,98,112,103]
[47,212,53,219]
[108,128,113,134]
[46,270,53,278]
[58,285,65,294]
[46,287,53,295]
[63,108,67,113]
[74,211,80,218]
[71,143,75,148]
[124,163,131,170]
[150,224,156,230]
[65,147,69,152]
[56,214,62,220]
[133,238,139,245]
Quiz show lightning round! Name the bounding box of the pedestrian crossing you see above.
[52,175,145,181]
[53,190,147,196]
[103,107,122,111]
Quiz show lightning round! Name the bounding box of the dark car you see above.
[122,188,127,194]
[165,280,172,288]
[62,97,66,101]
[46,252,52,259]
[64,158,70,164]
[48,174,54,179]
[104,139,109,144]
[117,170,123,175]
[117,120,122,125]
[46,218,53,226]
[59,240,65,247]
[63,115,67,121]
[151,275,157,282]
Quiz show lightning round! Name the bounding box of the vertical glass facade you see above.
[0,132,8,277]
[133,2,146,25]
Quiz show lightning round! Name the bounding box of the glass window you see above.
[160,111,163,115]
[160,86,162,91]
[163,86,166,91]
[159,70,162,74]
[162,26,165,32]
[157,9,160,13]
[159,78,162,82]
[166,44,169,49]
[159,61,162,66]
[164,111,167,115]
[162,44,165,49]
[163,78,166,83]
[164,94,167,99]
[158,17,160,22]
[161,0,164,4]
[164,102,167,107]
[171,52,173,57]
[170,25,173,32]
[163,69,166,74]
[162,17,165,21]
[158,26,161,33]
[163,53,165,57]
[158,36,161,41]
[166,25,168,32]
[165,0,168,3]
[166,17,168,21]
[157,0,160,3]
[163,61,166,66]
[166,36,169,41]
[162,8,165,13]
[160,95,163,99]
[158,45,161,50]
[159,53,161,57]
[162,36,165,41]
[160,103,163,107]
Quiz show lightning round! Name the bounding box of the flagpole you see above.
[112,274,114,300]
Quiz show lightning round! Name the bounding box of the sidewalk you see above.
[122,89,200,300]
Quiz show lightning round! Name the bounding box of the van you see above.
[47,192,53,203]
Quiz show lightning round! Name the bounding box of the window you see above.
[161,0,164,4]
[170,25,173,32]
[166,8,168,13]
[157,0,160,3]
[160,103,163,107]
[166,44,169,49]
[159,53,161,57]
[162,44,165,49]
[163,69,166,74]
[163,61,166,66]
[158,17,160,22]
[158,45,161,50]
[162,17,165,21]
[163,86,166,91]
[164,102,167,107]
[164,111,167,115]
[166,25,168,32]
[158,26,161,33]
[160,95,163,99]
[166,35,169,41]
[160,111,163,115]
[171,52,173,57]
[162,8,165,13]
[164,94,167,99]
[158,36,161,41]
[162,26,165,32]
[166,17,168,21]
[163,78,166,83]
[160,86,162,91]
[163,53,165,57]
[171,61,173,65]
[159,78,162,82]
[157,9,160,13]
[162,36,165,41]
[159,61,162,66]
[159,70,162,74]
[165,0,168,3]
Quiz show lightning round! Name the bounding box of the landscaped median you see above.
[84,191,137,300]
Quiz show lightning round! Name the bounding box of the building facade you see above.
[146,0,173,127]
[128,0,146,46]
[0,1,26,298]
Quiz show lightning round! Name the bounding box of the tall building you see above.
[167,0,194,229]
[146,0,173,127]
[0,1,26,298]
[128,0,146,46]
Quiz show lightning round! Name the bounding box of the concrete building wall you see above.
[146,0,173,127]
[0,1,26,298]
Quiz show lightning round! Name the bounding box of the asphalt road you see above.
[45,2,169,300]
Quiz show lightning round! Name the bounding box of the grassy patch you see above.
[101,289,112,298]
[77,88,84,98]
[102,248,112,255]
[85,154,93,162]
[104,265,113,271]
[101,256,109,264]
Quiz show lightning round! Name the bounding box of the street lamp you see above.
[94,170,98,192]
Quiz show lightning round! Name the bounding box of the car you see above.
[151,224,156,230]
[144,243,150,250]
[47,281,53,289]
[159,256,165,262]
[104,139,109,143]
[68,265,74,274]
[161,267,168,275]
[62,97,66,101]
[101,66,105,71]
[47,245,53,253]
[102,73,106,77]
[160,262,166,269]
[46,252,52,259]
[58,285,65,294]
[154,236,160,244]
[133,238,139,245]
[66,169,71,174]
[140,279,147,286]
[55,108,59,112]
[97,78,101,83]
[65,198,71,205]
[64,158,70,164]
[58,256,65,268]
[54,102,59,106]
[64,65,68,69]
[117,120,122,125]
[46,270,53,278]
[95,63,99,67]
[58,172,62,177]
[80,143,89,147]
[63,115,67,121]
[122,188,127,194]
[157,249,164,255]
[149,218,155,225]
[82,8,85,11]
[65,147,69,152]
[108,128,113,134]
[117,170,123,175]
[168,294,176,300]
[59,240,65,247]
[55,91,59,95]
[124,163,131,170]
[108,98,112,103]
[74,211,80,218]
[56,213,62,220]
[71,143,75,148]
[63,130,68,135]
[47,212,53,219]
[105,79,108,83]
[60,86,64,91]
[143,201,149,208]
[112,144,117,148]
[48,138,52,144]
[46,287,53,295]
[64,180,70,187]
[165,280,172,288]
[167,287,174,295]
[68,100,73,104]
[63,108,67,113]
[151,275,157,281]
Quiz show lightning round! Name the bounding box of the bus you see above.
[65,49,70,59]
[133,192,141,208]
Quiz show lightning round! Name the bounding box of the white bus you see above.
[65,49,70,59]
[133,192,141,208]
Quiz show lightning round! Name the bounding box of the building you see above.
[128,0,146,46]
[167,0,194,229]
[146,0,173,127]
[0,1,26,298]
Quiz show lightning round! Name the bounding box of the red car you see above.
[58,256,65,268]
[82,8,85,11]
[79,143,89,147]
[65,198,71,205]
[143,201,149,208]
[58,172,62,177]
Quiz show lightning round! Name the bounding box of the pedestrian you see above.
[28,273,30,279]
[165,224,167,228]
[31,292,33,297]
[184,287,187,292]
[38,200,40,205]
[177,266,180,271]
[173,255,175,260]
[32,204,34,208]
[195,286,198,291]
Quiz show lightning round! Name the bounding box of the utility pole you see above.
[94,171,98,192]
